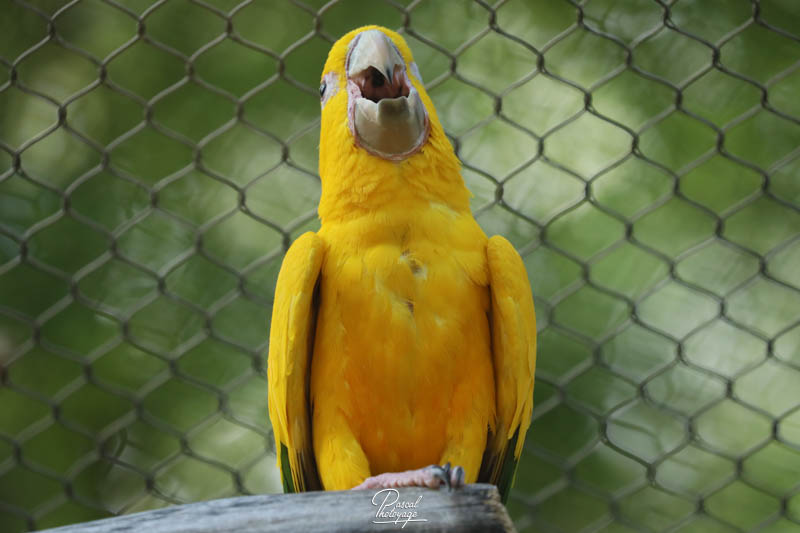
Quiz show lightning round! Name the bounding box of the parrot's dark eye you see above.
[319,82,326,99]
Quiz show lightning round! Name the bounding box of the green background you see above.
[1,0,799,531]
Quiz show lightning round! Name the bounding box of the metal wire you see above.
[1,0,799,532]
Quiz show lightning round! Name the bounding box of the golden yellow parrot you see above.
[267,25,536,502]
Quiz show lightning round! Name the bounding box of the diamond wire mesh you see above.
[0,0,799,531]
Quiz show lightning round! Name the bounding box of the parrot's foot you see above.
[352,462,465,491]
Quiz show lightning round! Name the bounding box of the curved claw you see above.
[426,462,467,492]
[450,465,465,490]
[427,462,451,490]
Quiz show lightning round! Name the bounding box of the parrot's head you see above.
[317,26,466,220]
[320,26,435,162]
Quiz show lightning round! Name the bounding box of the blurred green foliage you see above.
[1,0,799,532]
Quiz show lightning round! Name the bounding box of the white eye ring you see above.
[320,71,339,110]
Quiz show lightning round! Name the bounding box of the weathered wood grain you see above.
[41,484,516,533]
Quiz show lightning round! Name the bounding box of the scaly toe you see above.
[351,463,467,491]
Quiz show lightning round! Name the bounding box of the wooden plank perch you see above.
[42,484,516,533]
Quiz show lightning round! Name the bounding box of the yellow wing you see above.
[479,235,537,502]
[267,231,324,492]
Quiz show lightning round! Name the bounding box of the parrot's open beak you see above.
[346,29,430,161]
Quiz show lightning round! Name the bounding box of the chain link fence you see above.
[1,0,799,531]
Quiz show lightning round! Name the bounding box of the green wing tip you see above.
[279,443,296,493]
[497,429,521,504]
